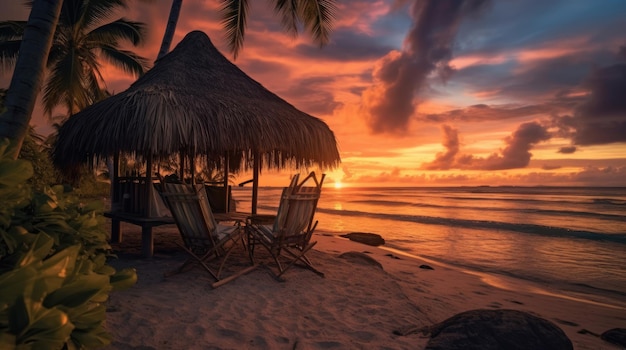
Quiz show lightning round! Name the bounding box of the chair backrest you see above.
[273,172,325,243]
[160,182,219,252]
[204,185,234,213]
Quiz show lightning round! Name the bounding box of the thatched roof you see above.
[53,31,340,172]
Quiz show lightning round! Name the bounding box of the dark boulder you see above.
[338,251,383,269]
[340,232,385,246]
[601,328,626,347]
[425,309,573,350]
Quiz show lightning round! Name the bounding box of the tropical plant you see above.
[158,0,338,60]
[18,127,60,192]
[0,0,149,117]
[0,138,137,348]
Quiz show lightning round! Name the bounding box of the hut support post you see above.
[252,153,259,214]
[223,153,229,212]
[110,152,121,243]
[144,155,153,217]
[142,155,154,258]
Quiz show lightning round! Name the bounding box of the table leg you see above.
[111,219,122,243]
[141,225,154,258]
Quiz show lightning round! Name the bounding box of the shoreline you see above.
[104,225,624,349]
[377,244,626,312]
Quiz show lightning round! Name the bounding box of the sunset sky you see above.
[2,0,625,187]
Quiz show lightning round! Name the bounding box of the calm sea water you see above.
[232,186,626,307]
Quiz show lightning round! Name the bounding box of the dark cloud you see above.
[422,103,558,123]
[557,146,577,154]
[361,0,490,134]
[453,52,614,102]
[571,63,626,145]
[294,29,396,61]
[276,76,342,116]
[541,164,561,170]
[473,121,551,170]
[421,121,551,170]
[421,125,460,170]
[618,46,626,61]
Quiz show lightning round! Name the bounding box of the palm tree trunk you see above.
[157,0,183,60]
[0,0,62,159]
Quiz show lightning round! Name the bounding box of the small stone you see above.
[338,251,383,269]
[601,328,626,347]
[419,264,434,270]
[340,232,385,246]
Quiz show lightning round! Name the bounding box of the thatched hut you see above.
[54,31,340,216]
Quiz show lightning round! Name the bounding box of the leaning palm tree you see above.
[0,0,61,159]
[0,0,149,117]
[157,0,337,60]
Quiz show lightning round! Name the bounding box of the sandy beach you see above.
[104,224,625,349]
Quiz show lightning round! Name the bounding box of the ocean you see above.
[233,185,626,308]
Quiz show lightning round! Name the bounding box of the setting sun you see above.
[334,181,343,189]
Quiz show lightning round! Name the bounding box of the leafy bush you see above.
[0,139,137,349]
[18,130,60,192]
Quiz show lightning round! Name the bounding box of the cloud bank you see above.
[361,0,490,134]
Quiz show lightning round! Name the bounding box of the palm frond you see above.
[297,0,336,46]
[80,0,129,29]
[99,45,149,76]
[219,0,249,59]
[87,18,146,46]
[0,40,21,73]
[59,0,85,27]
[274,0,299,38]
[0,21,26,40]
[43,53,91,115]
[0,21,26,72]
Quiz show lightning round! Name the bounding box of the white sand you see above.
[104,225,625,349]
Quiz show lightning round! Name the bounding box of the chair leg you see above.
[164,242,220,280]
[276,242,324,279]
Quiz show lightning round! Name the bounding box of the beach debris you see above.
[340,232,385,246]
[419,264,434,270]
[338,251,383,269]
[385,253,401,260]
[577,328,599,336]
[600,328,626,347]
[420,309,573,350]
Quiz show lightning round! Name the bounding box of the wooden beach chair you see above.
[159,182,256,288]
[246,172,325,280]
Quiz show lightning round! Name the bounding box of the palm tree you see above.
[157,0,337,60]
[0,0,149,117]
[0,0,61,159]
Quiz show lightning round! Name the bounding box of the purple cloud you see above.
[361,0,490,134]
[421,121,551,170]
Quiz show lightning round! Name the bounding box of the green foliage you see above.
[18,129,59,192]
[0,138,137,349]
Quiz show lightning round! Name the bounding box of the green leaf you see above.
[44,274,110,309]
[0,159,34,187]
[109,268,137,291]
[18,232,55,267]
[18,302,74,348]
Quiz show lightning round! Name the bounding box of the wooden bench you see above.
[104,211,175,258]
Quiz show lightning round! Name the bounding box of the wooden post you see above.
[223,152,229,212]
[144,154,153,217]
[252,152,260,214]
[110,152,122,243]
